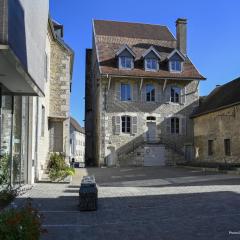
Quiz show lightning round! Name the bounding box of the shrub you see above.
[0,154,10,187]
[47,153,75,182]
[0,199,47,240]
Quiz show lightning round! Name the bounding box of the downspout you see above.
[9,96,14,188]
[34,97,39,182]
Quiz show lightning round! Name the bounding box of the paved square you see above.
[16,167,240,239]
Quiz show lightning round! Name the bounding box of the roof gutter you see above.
[101,73,206,81]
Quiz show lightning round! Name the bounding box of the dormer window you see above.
[167,49,185,73]
[116,44,136,70]
[145,58,158,71]
[170,60,182,72]
[142,46,161,72]
[119,56,133,69]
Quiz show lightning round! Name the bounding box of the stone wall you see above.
[98,77,199,165]
[193,105,240,163]
[49,41,71,119]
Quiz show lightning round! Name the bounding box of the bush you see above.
[0,154,10,187]
[47,153,75,182]
[0,199,47,240]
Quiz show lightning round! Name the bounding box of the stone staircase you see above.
[117,137,185,167]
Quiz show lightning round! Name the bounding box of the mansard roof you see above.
[191,77,240,118]
[93,19,205,80]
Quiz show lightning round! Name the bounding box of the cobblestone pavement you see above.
[16,167,240,240]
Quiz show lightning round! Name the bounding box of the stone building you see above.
[34,19,74,181]
[85,19,205,167]
[70,117,85,165]
[191,77,240,164]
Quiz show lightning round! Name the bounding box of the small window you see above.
[145,58,158,71]
[171,117,180,134]
[146,84,155,102]
[121,83,131,101]
[41,106,45,137]
[171,87,180,103]
[147,116,156,121]
[121,116,131,133]
[208,140,214,156]
[119,56,133,69]
[170,60,182,72]
[224,139,231,156]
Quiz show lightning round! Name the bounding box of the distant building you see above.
[70,117,85,164]
[191,77,240,163]
[85,19,205,167]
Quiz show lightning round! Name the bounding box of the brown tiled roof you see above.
[191,77,240,118]
[93,20,205,80]
[94,20,175,41]
[70,117,85,134]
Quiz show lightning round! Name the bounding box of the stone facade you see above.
[193,105,240,163]
[86,19,205,167]
[98,77,199,166]
[32,20,73,181]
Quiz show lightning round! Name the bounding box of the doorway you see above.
[146,122,157,143]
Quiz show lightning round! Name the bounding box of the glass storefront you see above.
[0,94,29,187]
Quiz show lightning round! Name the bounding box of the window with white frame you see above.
[121,116,131,133]
[171,117,180,134]
[121,83,132,101]
[119,56,133,69]
[146,84,155,102]
[170,60,182,72]
[145,58,158,71]
[171,87,180,103]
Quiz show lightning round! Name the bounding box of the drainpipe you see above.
[9,96,14,188]
[34,97,39,182]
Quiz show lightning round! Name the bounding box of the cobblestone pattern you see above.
[14,168,240,240]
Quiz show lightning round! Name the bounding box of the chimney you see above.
[176,18,187,55]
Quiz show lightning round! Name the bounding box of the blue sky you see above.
[50,0,240,126]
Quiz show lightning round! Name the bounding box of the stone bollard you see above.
[79,176,98,211]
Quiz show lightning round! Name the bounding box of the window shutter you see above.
[141,84,146,102]
[165,85,171,103]
[131,116,138,135]
[181,117,187,136]
[157,84,161,102]
[181,87,186,104]
[132,83,138,101]
[165,117,171,134]
[113,116,121,135]
[115,82,121,101]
